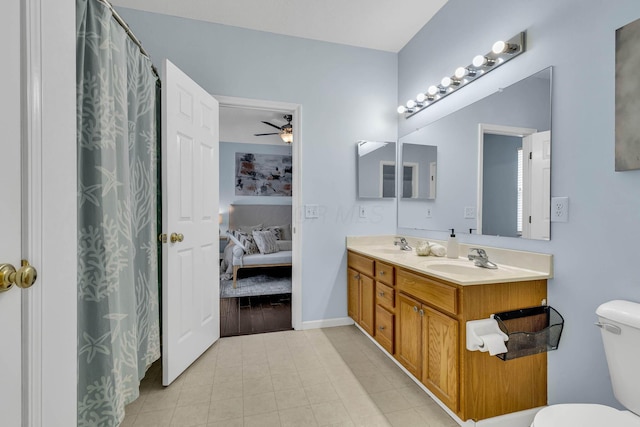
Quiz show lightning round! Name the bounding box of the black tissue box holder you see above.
[493,305,564,361]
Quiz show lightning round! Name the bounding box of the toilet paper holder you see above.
[466,316,509,356]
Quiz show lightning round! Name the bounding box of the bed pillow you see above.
[231,230,259,254]
[263,225,285,240]
[274,224,293,241]
[238,224,263,234]
[252,230,279,254]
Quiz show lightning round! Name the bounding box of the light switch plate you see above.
[359,205,367,218]
[464,206,476,219]
[305,204,319,219]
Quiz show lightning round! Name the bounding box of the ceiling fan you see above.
[254,114,293,143]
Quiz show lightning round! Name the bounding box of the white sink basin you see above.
[427,262,487,275]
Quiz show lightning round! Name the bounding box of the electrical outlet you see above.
[304,204,319,219]
[464,206,476,219]
[359,205,367,218]
[551,197,569,222]
[426,208,432,218]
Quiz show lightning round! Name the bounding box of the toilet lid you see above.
[533,404,640,426]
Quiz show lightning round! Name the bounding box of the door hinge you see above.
[529,216,532,224]
[529,152,532,160]
[158,233,167,243]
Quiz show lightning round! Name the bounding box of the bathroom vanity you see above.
[346,236,553,422]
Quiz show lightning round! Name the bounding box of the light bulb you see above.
[416,93,427,103]
[441,76,452,88]
[454,67,468,79]
[472,55,487,67]
[397,105,406,114]
[406,99,417,109]
[427,85,439,96]
[492,40,507,54]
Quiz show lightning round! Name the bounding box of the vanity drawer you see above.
[375,261,394,286]
[376,282,395,311]
[375,305,394,354]
[348,251,374,276]
[397,269,458,316]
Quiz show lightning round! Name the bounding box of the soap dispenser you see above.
[446,229,459,259]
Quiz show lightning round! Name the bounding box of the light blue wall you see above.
[399,0,640,409]
[219,141,293,231]
[117,8,398,323]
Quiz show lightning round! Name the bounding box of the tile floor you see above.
[122,325,458,427]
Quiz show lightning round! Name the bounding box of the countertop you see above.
[346,235,553,286]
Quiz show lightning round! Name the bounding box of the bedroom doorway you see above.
[215,97,301,336]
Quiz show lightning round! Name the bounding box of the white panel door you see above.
[162,59,220,385]
[529,130,551,240]
[0,0,23,423]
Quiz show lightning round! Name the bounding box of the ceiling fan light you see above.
[280,130,293,144]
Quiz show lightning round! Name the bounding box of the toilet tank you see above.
[596,300,640,416]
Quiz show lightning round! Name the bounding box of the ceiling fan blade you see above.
[261,121,283,131]
[253,132,280,136]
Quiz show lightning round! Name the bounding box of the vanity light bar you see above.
[398,32,526,118]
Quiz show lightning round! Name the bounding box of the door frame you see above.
[23,0,77,424]
[476,123,537,236]
[214,95,303,330]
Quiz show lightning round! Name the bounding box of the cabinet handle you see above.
[379,270,385,276]
[413,306,418,312]
[378,325,385,331]
[354,274,360,279]
[378,291,385,297]
[419,309,424,317]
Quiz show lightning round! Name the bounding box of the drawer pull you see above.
[378,291,385,297]
[378,325,385,331]
[413,306,418,312]
[379,271,385,276]
[419,309,424,317]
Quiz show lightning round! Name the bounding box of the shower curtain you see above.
[76,0,160,425]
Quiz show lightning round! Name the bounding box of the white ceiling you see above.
[111,0,448,53]
[219,107,293,145]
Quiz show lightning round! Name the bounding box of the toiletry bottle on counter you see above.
[446,229,459,259]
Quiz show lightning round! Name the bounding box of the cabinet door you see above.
[347,268,360,322]
[396,293,422,378]
[422,305,458,411]
[359,274,375,335]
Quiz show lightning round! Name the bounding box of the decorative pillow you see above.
[252,230,279,254]
[263,225,284,240]
[231,230,259,254]
[274,224,293,240]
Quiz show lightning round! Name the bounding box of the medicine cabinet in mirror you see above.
[397,67,552,240]
[357,140,396,199]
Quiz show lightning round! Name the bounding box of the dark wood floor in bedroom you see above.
[220,293,292,337]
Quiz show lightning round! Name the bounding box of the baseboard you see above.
[301,317,354,330]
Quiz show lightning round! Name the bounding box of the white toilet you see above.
[532,300,640,426]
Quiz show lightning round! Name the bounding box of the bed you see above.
[221,204,292,288]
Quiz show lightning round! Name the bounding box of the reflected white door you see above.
[162,59,220,385]
[527,130,551,240]
[0,0,24,423]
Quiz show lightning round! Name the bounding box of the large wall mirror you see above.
[357,140,397,198]
[397,67,552,240]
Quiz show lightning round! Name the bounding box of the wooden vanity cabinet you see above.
[347,252,375,335]
[396,289,458,411]
[347,250,547,421]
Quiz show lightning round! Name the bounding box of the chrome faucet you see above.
[394,237,412,251]
[468,248,498,269]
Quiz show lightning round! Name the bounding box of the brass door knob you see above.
[170,233,184,243]
[0,260,38,292]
